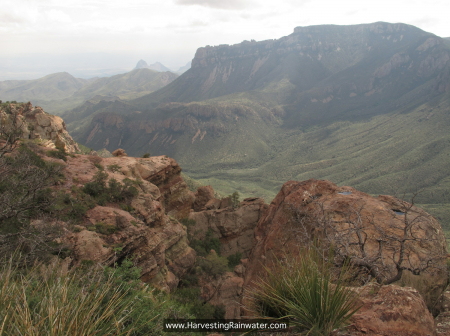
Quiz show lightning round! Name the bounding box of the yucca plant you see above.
[246,248,361,336]
[0,258,157,336]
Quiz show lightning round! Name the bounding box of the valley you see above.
[51,22,450,230]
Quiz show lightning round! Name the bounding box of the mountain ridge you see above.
[48,22,450,228]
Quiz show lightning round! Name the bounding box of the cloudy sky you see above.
[1,0,449,79]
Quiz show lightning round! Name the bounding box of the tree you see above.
[0,145,65,264]
[230,191,240,208]
[291,194,447,286]
[0,107,24,158]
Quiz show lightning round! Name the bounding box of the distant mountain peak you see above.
[135,59,149,69]
[134,60,172,72]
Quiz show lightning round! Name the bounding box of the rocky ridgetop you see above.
[0,101,80,153]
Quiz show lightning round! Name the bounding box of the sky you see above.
[1,0,449,80]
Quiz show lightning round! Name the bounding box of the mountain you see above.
[135,59,149,69]
[64,22,450,228]
[134,60,172,72]
[0,68,178,115]
[0,72,87,102]
[175,61,191,75]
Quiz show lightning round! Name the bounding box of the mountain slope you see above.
[1,68,178,115]
[0,72,87,102]
[65,22,450,227]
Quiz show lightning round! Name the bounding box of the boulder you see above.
[112,148,127,157]
[244,179,448,309]
[348,284,436,336]
[65,205,196,292]
[193,186,216,211]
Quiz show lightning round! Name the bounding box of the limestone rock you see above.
[65,205,196,292]
[61,153,197,291]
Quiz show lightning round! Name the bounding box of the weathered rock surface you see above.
[61,153,196,291]
[201,271,244,319]
[0,102,80,152]
[244,179,447,291]
[346,284,436,336]
[112,148,127,157]
[188,197,268,258]
[64,154,194,220]
[65,205,195,291]
[193,185,216,211]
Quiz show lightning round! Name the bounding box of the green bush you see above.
[227,252,242,269]
[246,249,361,335]
[190,229,221,257]
[107,163,122,173]
[230,191,240,208]
[172,287,226,319]
[95,221,116,235]
[47,147,68,161]
[197,252,228,279]
[142,153,150,158]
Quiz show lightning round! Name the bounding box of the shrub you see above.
[180,217,196,227]
[95,222,116,235]
[190,228,221,257]
[246,249,361,335]
[197,252,228,279]
[142,153,150,158]
[107,163,122,173]
[230,191,240,208]
[172,287,226,319]
[47,147,67,161]
[227,252,242,269]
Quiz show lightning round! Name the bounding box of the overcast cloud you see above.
[0,0,449,80]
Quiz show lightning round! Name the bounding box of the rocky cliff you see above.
[0,102,80,152]
[60,153,196,291]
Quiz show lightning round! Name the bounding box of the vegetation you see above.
[230,191,240,208]
[246,249,361,335]
[82,169,138,205]
[0,257,193,336]
[189,228,221,257]
[172,287,225,320]
[227,252,242,269]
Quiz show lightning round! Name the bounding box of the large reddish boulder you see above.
[244,179,447,310]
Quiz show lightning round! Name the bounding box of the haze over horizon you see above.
[1,0,449,80]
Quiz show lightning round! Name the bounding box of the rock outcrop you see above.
[0,102,80,152]
[188,197,268,258]
[201,270,245,319]
[243,179,448,317]
[61,153,196,291]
